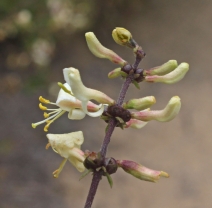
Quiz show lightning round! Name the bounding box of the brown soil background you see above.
[1,1,212,207]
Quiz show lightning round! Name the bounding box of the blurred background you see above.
[1,0,212,207]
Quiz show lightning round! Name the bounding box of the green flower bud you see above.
[145,63,189,84]
[112,27,136,48]
[144,60,178,76]
[85,32,126,66]
[108,67,123,79]
[123,96,156,111]
[117,160,169,183]
[131,96,181,122]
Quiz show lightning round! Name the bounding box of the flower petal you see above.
[68,109,86,120]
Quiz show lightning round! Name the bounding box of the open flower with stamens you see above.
[131,96,181,122]
[63,67,115,117]
[31,83,101,132]
[46,131,86,178]
[85,32,127,66]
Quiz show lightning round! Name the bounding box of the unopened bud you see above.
[144,60,178,76]
[131,96,181,122]
[123,96,156,111]
[85,32,126,66]
[108,67,123,79]
[145,63,189,84]
[125,119,148,129]
[117,160,169,182]
[104,157,118,175]
[112,27,136,48]
[83,151,103,170]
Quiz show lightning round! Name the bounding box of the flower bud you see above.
[117,160,169,182]
[108,67,122,79]
[123,96,156,111]
[85,32,126,66]
[112,27,135,48]
[144,60,178,76]
[125,119,148,129]
[131,96,181,122]
[104,157,118,175]
[145,63,189,84]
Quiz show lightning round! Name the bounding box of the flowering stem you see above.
[84,52,144,208]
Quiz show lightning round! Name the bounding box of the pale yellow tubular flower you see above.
[145,63,189,84]
[46,131,86,177]
[63,67,115,117]
[85,32,126,66]
[143,60,178,76]
[131,96,181,122]
[117,160,169,183]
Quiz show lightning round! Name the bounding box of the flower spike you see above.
[131,96,181,122]
[85,32,127,66]
[63,67,115,117]
[145,63,189,84]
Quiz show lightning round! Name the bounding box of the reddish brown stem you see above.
[84,50,144,208]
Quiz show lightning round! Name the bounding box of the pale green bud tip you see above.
[145,62,189,84]
[123,96,156,111]
[108,67,122,79]
[112,27,135,48]
[117,160,169,182]
[144,60,178,76]
[85,32,126,66]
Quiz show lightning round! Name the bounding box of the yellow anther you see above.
[45,143,51,150]
[44,112,49,118]
[53,169,59,178]
[58,82,73,95]
[44,123,50,132]
[39,103,47,111]
[39,96,50,104]
[31,123,37,128]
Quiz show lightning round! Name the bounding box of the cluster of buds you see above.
[101,95,181,129]
[31,27,189,188]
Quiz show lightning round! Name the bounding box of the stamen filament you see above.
[32,109,64,128]
[44,110,66,132]
[53,158,68,178]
